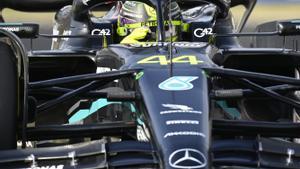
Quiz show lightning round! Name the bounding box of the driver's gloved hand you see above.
[120,27,151,44]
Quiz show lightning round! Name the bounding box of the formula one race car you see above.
[2,0,300,169]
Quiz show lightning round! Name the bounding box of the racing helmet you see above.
[117,1,182,41]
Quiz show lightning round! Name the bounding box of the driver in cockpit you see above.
[52,0,224,48]
[117,1,182,44]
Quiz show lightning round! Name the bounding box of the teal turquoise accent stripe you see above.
[69,99,120,124]
[68,99,136,124]
[216,101,241,119]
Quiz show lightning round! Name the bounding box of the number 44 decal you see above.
[137,55,203,65]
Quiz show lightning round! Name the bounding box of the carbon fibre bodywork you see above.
[116,43,215,168]
[2,0,300,169]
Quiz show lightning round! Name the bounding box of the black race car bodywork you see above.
[1,0,300,169]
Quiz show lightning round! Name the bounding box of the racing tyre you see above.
[0,42,17,150]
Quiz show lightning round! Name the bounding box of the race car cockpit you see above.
[51,0,236,50]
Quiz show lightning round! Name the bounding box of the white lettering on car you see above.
[166,120,199,125]
[91,29,111,36]
[160,104,202,115]
[194,28,213,38]
[164,131,206,138]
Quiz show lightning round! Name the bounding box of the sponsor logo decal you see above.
[129,42,207,48]
[169,148,207,168]
[2,27,20,32]
[160,104,204,139]
[166,120,199,125]
[159,76,198,91]
[164,131,206,138]
[194,28,213,38]
[91,29,111,36]
[163,104,193,111]
[27,165,64,169]
[160,104,202,114]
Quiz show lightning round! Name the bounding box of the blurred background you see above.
[2,0,300,49]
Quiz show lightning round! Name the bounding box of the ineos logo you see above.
[169,148,207,168]
[194,28,213,38]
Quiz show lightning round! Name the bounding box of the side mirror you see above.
[0,23,39,39]
[277,20,300,36]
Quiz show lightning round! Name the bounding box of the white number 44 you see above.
[194,28,213,38]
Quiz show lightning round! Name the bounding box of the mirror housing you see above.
[278,20,300,36]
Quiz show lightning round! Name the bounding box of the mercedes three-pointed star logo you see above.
[169,148,207,168]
